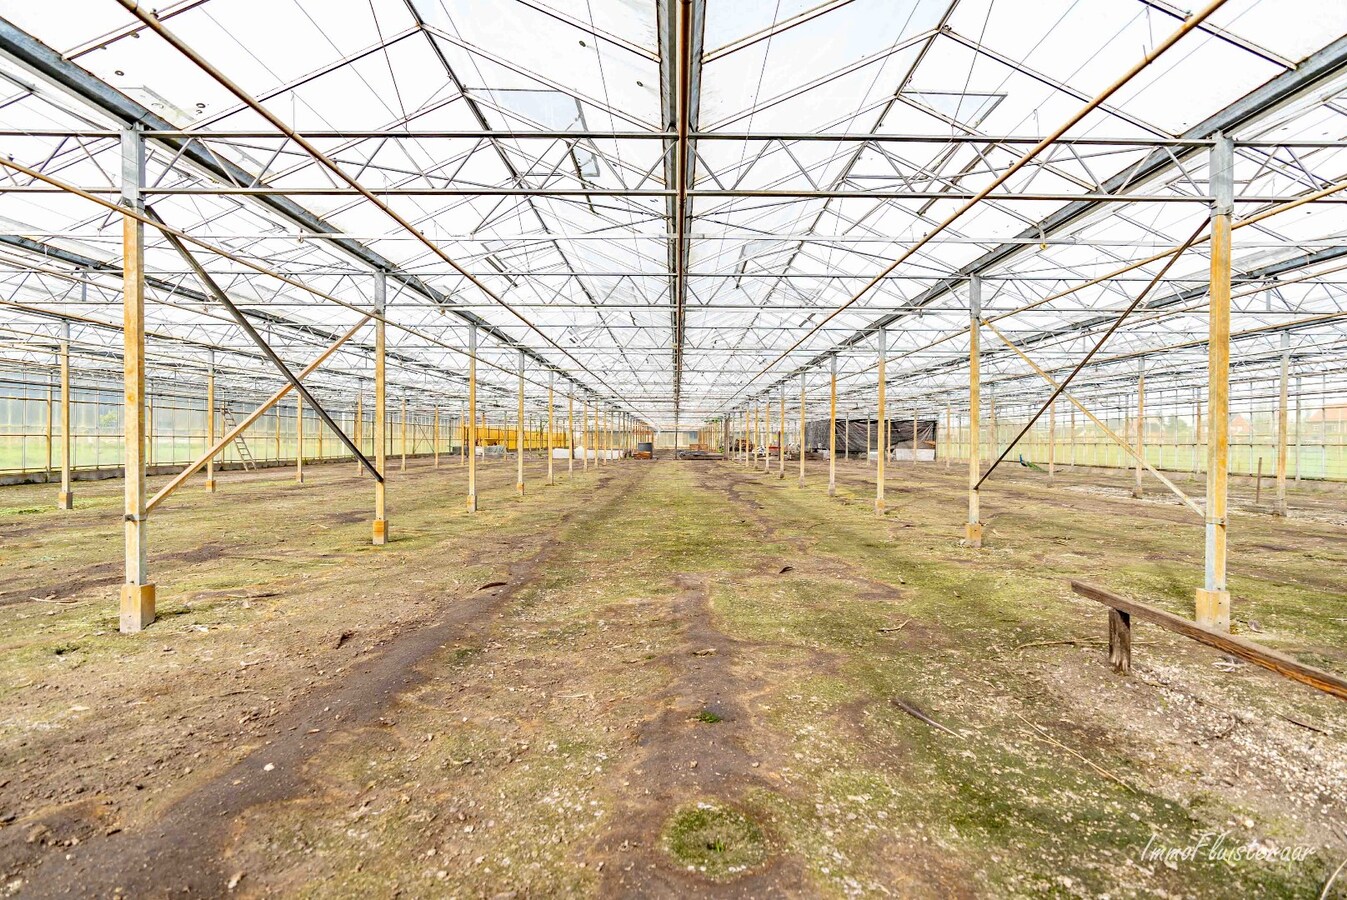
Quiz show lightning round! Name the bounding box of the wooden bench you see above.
[1070,581,1347,702]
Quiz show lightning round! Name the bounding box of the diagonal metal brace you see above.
[974,216,1209,491]
[144,205,383,482]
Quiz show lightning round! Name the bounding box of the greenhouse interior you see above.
[0,1,1346,896]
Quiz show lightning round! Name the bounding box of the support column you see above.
[433,405,440,469]
[45,379,53,482]
[516,351,526,495]
[1133,361,1145,499]
[295,395,304,483]
[966,276,983,548]
[467,326,478,510]
[1066,404,1075,470]
[460,402,466,468]
[1294,375,1302,484]
[355,392,363,474]
[400,397,407,472]
[372,273,389,544]
[876,328,886,514]
[1047,398,1056,483]
[1274,332,1289,516]
[1197,134,1233,631]
[944,402,952,470]
[763,398,772,473]
[547,373,555,485]
[743,407,750,465]
[778,386,785,479]
[58,323,74,509]
[828,355,837,497]
[912,405,918,467]
[119,124,154,631]
[568,390,575,476]
[798,375,806,488]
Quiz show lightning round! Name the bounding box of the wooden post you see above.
[594,402,602,468]
[912,405,918,467]
[355,392,363,474]
[295,394,304,483]
[763,398,772,473]
[400,397,407,472]
[317,399,324,462]
[966,276,983,548]
[798,375,806,488]
[372,273,389,544]
[876,329,886,514]
[119,123,154,631]
[1047,398,1056,483]
[272,399,279,463]
[467,326,477,510]
[1293,375,1302,484]
[44,379,53,482]
[1133,361,1144,498]
[743,407,750,465]
[1274,333,1289,515]
[1069,404,1076,470]
[778,385,785,479]
[1108,608,1132,675]
[58,323,74,508]
[987,389,996,473]
[1197,135,1232,631]
[828,355,837,496]
[1255,456,1264,506]
[147,395,155,470]
[567,390,574,476]
[547,372,555,485]
[516,351,525,495]
[945,402,952,470]
[433,405,440,469]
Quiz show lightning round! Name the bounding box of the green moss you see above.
[663,803,768,880]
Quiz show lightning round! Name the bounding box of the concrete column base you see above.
[798,478,805,489]
[119,584,156,633]
[964,522,984,548]
[466,494,478,512]
[875,499,885,516]
[1195,588,1230,632]
[517,483,525,496]
[296,473,305,484]
[1272,502,1287,517]
[1131,488,1143,499]
[827,485,836,497]
[372,518,388,546]
[204,479,217,493]
[57,491,73,510]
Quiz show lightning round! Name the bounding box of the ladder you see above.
[219,406,258,471]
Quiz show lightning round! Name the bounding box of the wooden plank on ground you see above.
[1070,580,1347,702]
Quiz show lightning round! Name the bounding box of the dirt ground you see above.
[0,453,1345,898]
